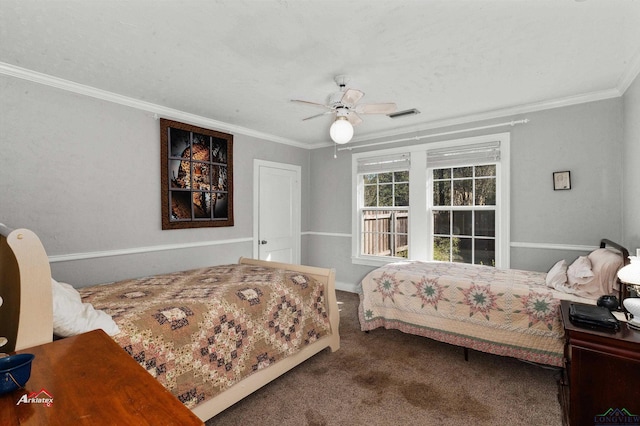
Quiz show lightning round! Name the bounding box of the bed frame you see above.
[0,225,340,421]
[0,225,53,353]
[600,239,631,304]
[194,257,340,420]
[359,238,631,367]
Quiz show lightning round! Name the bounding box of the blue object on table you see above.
[0,353,35,394]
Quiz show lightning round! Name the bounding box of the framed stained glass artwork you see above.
[160,119,233,229]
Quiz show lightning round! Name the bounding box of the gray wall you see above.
[623,73,640,255]
[1,72,636,291]
[308,98,625,287]
[0,75,310,286]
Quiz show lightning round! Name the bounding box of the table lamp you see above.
[618,255,640,330]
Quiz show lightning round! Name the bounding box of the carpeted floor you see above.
[206,291,563,425]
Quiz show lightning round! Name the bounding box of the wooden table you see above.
[559,300,640,426]
[0,329,204,425]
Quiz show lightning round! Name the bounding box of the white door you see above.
[253,160,301,263]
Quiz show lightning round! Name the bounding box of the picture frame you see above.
[160,118,234,230]
[553,171,571,191]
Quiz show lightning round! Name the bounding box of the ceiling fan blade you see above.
[302,111,332,121]
[291,99,330,109]
[347,112,363,126]
[341,89,364,107]
[355,103,397,114]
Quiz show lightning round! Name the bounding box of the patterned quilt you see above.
[79,264,331,409]
[359,261,589,366]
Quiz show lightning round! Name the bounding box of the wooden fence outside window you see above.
[362,210,408,257]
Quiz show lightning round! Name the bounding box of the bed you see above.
[0,225,340,421]
[358,239,629,367]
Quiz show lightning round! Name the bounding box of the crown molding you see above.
[1,61,630,151]
[617,49,640,95]
[0,62,309,149]
[347,88,622,146]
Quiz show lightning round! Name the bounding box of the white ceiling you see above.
[1,0,640,148]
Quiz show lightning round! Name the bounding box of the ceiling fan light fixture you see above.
[329,116,353,144]
[293,75,396,144]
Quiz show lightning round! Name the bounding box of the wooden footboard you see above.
[191,257,340,421]
[0,225,53,352]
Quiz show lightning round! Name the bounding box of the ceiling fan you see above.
[291,75,397,144]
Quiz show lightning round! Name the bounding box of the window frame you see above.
[360,169,410,259]
[354,155,411,263]
[351,132,510,268]
[429,164,498,265]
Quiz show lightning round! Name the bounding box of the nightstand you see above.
[0,329,204,425]
[559,300,640,426]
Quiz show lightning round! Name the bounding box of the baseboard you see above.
[335,281,359,294]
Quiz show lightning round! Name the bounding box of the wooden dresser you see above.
[559,300,640,426]
[0,329,204,426]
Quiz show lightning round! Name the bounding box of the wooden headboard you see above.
[600,238,630,263]
[0,224,53,352]
[600,238,631,303]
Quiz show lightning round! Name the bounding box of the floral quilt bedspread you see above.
[358,261,574,366]
[80,263,331,408]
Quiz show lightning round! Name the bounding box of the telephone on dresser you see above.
[597,294,619,311]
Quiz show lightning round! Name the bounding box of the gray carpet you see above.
[206,291,563,425]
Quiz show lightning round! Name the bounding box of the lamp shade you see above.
[618,256,640,285]
[329,117,353,144]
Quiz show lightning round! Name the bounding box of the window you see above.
[427,140,501,266]
[432,164,496,265]
[352,134,510,268]
[357,154,410,259]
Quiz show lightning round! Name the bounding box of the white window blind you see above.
[357,153,410,174]
[427,141,500,168]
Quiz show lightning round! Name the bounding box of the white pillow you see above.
[51,278,120,337]
[546,259,568,289]
[567,256,594,282]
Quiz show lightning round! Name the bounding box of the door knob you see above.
[260,240,267,245]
